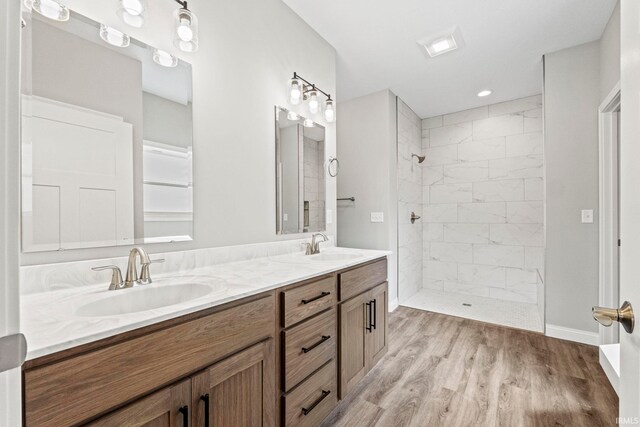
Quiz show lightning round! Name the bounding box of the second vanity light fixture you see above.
[288,72,336,123]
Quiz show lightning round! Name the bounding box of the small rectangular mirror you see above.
[20,10,194,252]
[275,107,326,234]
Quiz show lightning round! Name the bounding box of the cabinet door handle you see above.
[301,291,330,304]
[365,302,372,332]
[302,335,331,353]
[200,394,210,427]
[372,298,377,330]
[302,390,331,416]
[178,405,189,427]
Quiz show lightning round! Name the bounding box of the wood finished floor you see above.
[321,307,618,427]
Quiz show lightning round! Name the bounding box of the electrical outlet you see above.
[326,209,333,224]
[371,212,384,223]
[581,209,594,224]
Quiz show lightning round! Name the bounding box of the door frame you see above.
[598,81,621,346]
[0,0,23,425]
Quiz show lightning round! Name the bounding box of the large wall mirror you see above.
[21,10,194,252]
[275,106,326,234]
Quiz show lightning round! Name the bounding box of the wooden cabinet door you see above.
[86,379,191,427]
[366,282,388,369]
[192,340,276,427]
[338,292,368,399]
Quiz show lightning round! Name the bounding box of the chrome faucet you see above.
[92,247,164,290]
[125,247,151,288]
[305,233,328,255]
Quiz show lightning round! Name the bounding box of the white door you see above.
[619,0,640,418]
[0,0,23,425]
[22,96,135,251]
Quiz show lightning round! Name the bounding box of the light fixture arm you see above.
[293,72,332,102]
[174,0,189,10]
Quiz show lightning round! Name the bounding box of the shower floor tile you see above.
[400,288,543,333]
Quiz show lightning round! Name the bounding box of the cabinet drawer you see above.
[283,309,336,391]
[24,294,275,427]
[282,276,336,327]
[283,360,338,427]
[339,259,387,301]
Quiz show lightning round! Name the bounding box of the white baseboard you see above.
[545,324,599,346]
[388,298,399,312]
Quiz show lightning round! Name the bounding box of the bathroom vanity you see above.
[20,248,389,426]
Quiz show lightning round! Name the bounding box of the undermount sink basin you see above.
[309,253,362,261]
[76,283,213,317]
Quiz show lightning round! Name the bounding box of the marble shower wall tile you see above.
[420,95,545,305]
[430,123,472,147]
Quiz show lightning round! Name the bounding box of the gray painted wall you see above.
[544,41,601,332]
[22,0,337,265]
[600,1,621,100]
[337,90,398,307]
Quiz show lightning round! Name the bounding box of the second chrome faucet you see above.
[304,233,329,255]
[92,247,164,290]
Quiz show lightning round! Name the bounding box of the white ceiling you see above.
[282,0,617,118]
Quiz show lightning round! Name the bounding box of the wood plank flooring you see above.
[321,307,618,427]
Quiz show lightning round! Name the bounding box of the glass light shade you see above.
[308,91,319,114]
[152,49,178,68]
[174,8,199,53]
[117,0,147,28]
[303,119,314,128]
[324,99,335,123]
[31,0,69,21]
[289,79,301,105]
[99,25,130,48]
[287,111,299,121]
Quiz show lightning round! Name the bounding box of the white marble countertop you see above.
[21,247,390,361]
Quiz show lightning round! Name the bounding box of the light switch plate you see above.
[326,209,333,224]
[283,213,288,221]
[581,209,594,224]
[371,212,384,223]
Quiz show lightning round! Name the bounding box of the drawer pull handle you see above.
[302,335,331,353]
[365,302,373,332]
[178,405,189,427]
[200,394,210,427]
[301,291,330,304]
[302,390,331,416]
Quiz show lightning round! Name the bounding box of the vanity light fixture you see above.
[153,48,178,67]
[477,89,492,97]
[100,25,130,48]
[25,0,69,22]
[173,0,199,52]
[308,90,319,114]
[303,119,314,128]
[287,72,336,123]
[324,98,335,123]
[287,111,300,121]
[117,0,147,28]
[289,79,302,105]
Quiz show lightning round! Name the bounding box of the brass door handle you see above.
[592,301,635,333]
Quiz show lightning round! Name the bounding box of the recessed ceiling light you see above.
[477,90,492,97]
[417,27,464,58]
